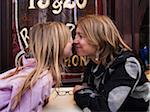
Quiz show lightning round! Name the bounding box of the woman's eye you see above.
[79,34,84,39]
[75,32,85,39]
[79,35,83,38]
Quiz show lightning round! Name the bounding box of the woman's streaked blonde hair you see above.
[77,15,132,65]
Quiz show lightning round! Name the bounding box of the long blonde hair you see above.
[11,22,72,109]
[77,15,132,65]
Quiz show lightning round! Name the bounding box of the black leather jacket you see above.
[74,51,149,112]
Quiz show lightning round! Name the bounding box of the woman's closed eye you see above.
[76,32,85,39]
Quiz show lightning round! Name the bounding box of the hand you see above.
[73,85,84,93]
[42,97,49,107]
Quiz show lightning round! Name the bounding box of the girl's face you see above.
[63,38,73,58]
[74,27,97,57]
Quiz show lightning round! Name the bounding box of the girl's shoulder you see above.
[38,70,53,85]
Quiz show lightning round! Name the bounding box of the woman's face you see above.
[63,38,73,58]
[74,26,97,57]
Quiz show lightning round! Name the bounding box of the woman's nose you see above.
[73,35,79,44]
[73,38,78,44]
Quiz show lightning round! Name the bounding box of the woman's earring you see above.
[95,51,99,61]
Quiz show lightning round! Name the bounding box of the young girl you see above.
[0,22,73,112]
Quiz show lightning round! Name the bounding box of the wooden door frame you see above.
[102,0,148,54]
[0,0,12,73]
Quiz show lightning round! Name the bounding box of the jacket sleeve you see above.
[0,68,53,112]
[14,71,53,112]
[74,57,141,112]
[74,88,110,111]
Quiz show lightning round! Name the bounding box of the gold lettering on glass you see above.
[37,0,50,9]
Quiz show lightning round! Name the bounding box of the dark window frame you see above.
[0,0,12,73]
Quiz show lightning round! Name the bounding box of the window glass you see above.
[12,0,100,85]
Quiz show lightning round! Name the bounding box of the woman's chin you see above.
[76,52,85,56]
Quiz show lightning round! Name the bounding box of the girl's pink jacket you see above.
[0,57,53,112]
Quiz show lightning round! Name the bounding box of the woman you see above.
[0,22,73,112]
[73,15,149,112]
